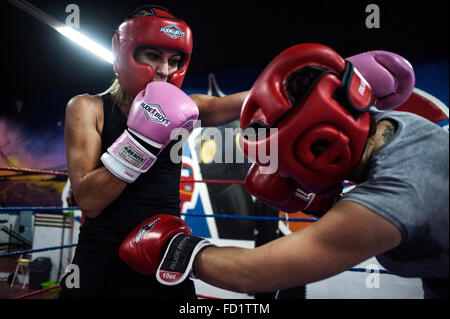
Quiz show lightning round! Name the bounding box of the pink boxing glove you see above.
[346,51,415,110]
[101,82,199,183]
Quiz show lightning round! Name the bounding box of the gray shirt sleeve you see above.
[340,111,449,278]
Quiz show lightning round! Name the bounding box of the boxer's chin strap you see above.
[294,188,316,211]
[333,61,374,118]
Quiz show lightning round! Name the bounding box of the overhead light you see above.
[8,0,113,64]
[55,26,113,64]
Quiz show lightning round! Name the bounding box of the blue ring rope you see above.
[0,244,77,258]
[0,206,317,222]
[0,205,394,274]
[0,244,392,274]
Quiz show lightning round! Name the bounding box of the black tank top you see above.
[76,93,182,257]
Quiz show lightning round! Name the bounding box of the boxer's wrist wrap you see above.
[100,152,141,183]
[101,129,162,183]
[156,233,214,286]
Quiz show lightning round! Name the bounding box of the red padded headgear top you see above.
[240,43,374,195]
[112,6,193,97]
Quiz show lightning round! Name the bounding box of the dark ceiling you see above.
[1,0,448,99]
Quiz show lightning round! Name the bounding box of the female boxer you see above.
[60,5,244,299]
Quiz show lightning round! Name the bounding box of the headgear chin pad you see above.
[112,6,193,97]
[239,43,374,195]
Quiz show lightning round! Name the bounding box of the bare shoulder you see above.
[67,93,103,115]
[66,93,104,131]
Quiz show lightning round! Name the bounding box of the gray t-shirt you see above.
[341,110,449,280]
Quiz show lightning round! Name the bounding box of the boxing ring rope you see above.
[0,204,392,271]
[0,166,356,186]
[0,239,393,276]
[0,243,77,258]
[12,284,62,299]
[0,206,317,223]
[0,166,69,177]
[0,167,246,185]
[1,166,386,298]
[1,205,392,300]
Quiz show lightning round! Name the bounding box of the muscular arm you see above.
[64,95,127,218]
[190,91,248,127]
[194,200,401,293]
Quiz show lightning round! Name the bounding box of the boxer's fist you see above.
[346,51,415,110]
[127,81,199,149]
[120,214,213,285]
[119,214,191,275]
[101,82,199,182]
[245,164,300,213]
[245,164,339,217]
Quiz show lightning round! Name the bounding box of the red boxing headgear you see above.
[112,6,193,97]
[240,43,374,195]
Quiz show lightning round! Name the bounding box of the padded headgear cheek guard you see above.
[112,6,193,97]
[239,43,374,195]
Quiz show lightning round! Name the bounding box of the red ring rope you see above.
[0,166,355,186]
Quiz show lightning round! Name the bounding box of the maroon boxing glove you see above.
[245,163,340,217]
[119,214,213,285]
[119,214,192,275]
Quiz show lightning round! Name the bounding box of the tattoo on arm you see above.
[382,124,395,143]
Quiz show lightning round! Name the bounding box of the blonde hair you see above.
[99,79,133,108]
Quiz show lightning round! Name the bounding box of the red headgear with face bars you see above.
[112,6,193,97]
[239,43,374,195]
